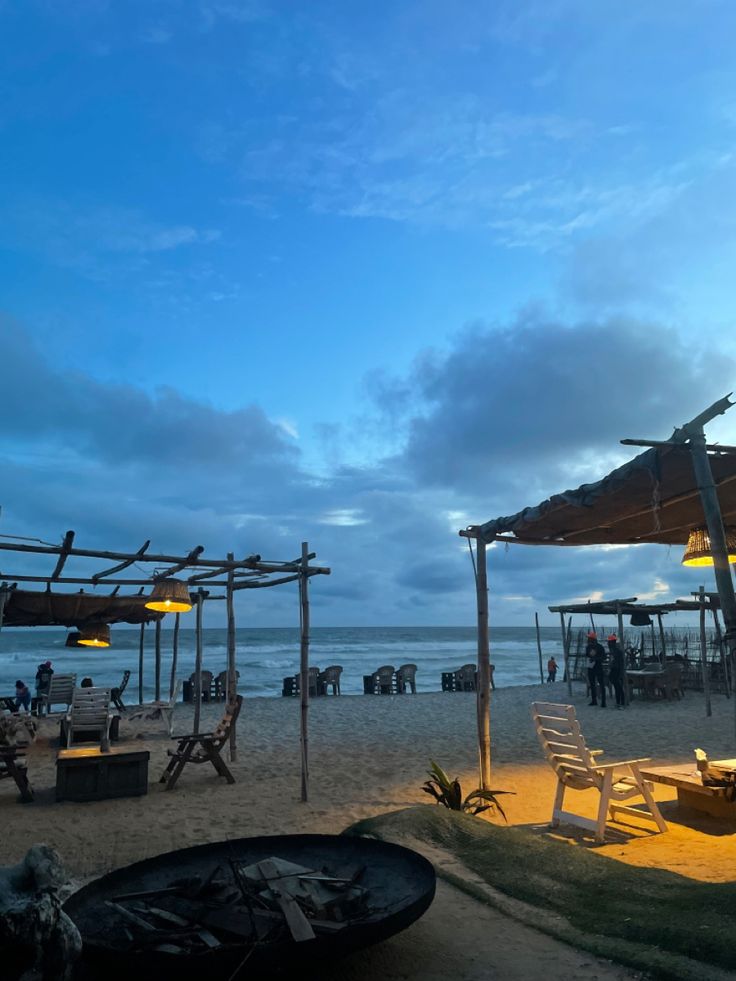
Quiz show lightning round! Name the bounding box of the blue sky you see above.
[1,1,736,626]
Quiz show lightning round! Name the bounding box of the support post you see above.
[169,612,180,699]
[194,589,204,735]
[475,539,491,790]
[138,622,145,705]
[616,603,628,706]
[688,431,736,737]
[226,552,237,762]
[712,605,730,697]
[154,618,162,702]
[299,541,310,803]
[559,611,573,697]
[657,613,667,666]
[535,612,544,684]
[699,586,712,717]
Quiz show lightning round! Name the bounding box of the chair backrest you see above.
[373,665,395,680]
[211,694,243,749]
[70,687,111,728]
[117,670,131,695]
[664,663,683,689]
[531,702,599,790]
[455,664,476,688]
[46,674,77,708]
[397,663,417,681]
[321,665,342,683]
[189,670,213,686]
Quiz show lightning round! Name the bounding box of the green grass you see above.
[345,806,736,980]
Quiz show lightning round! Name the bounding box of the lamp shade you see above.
[65,631,83,647]
[630,612,652,626]
[145,579,193,613]
[682,526,736,567]
[78,622,111,648]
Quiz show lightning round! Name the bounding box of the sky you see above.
[1,0,736,627]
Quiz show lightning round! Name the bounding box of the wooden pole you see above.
[616,603,629,706]
[712,606,730,697]
[657,613,667,666]
[226,552,237,762]
[0,585,8,637]
[138,622,145,705]
[193,590,204,735]
[688,431,736,738]
[299,541,310,803]
[699,585,712,717]
[475,539,492,790]
[535,612,544,683]
[154,618,162,701]
[559,612,573,696]
[169,613,180,699]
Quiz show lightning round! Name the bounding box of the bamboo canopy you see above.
[460,395,736,786]
[0,529,330,795]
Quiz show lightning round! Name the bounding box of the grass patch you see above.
[346,806,736,980]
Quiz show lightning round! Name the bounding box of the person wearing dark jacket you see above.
[607,634,626,708]
[586,632,606,707]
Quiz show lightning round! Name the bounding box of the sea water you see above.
[0,625,567,701]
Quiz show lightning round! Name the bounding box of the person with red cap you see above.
[586,631,606,707]
[607,634,626,708]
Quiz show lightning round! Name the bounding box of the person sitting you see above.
[14,680,31,713]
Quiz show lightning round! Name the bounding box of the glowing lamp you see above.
[78,622,111,648]
[145,578,193,613]
[65,631,83,647]
[681,526,736,567]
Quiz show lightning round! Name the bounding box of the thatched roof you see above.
[1,589,164,628]
[475,444,736,546]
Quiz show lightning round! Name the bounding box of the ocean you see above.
[0,625,569,700]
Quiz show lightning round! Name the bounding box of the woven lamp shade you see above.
[78,622,111,648]
[65,631,83,648]
[630,612,652,626]
[682,526,736,567]
[145,578,193,613]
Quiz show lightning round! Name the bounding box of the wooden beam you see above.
[699,585,712,718]
[226,553,237,763]
[621,439,736,454]
[138,623,145,705]
[154,546,205,580]
[670,394,734,442]
[170,612,180,700]
[154,618,162,702]
[50,531,75,580]
[92,540,150,581]
[193,590,205,735]
[475,539,491,790]
[299,542,310,803]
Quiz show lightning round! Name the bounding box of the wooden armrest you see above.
[594,758,650,771]
[171,730,213,741]
[590,749,604,756]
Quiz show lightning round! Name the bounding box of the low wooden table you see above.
[56,745,149,802]
[640,761,736,819]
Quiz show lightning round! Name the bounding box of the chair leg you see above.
[550,779,565,827]
[632,766,668,833]
[205,744,235,784]
[164,742,195,791]
[596,771,613,842]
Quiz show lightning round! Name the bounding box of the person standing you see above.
[607,634,626,708]
[586,632,606,707]
[14,680,31,712]
[547,656,558,683]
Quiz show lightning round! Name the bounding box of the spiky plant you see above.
[421,760,512,820]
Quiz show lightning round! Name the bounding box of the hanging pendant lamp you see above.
[145,578,193,613]
[65,631,83,647]
[78,622,111,647]
[682,526,736,567]
[629,611,652,627]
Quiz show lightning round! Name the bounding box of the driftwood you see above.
[0,845,81,980]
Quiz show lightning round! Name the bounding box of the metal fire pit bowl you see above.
[65,833,436,979]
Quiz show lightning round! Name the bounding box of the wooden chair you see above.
[369,665,396,695]
[531,701,667,842]
[38,673,77,716]
[658,663,685,701]
[295,667,321,698]
[0,747,33,802]
[64,687,114,752]
[130,680,182,736]
[160,695,243,791]
[395,664,417,694]
[111,669,131,712]
[188,670,213,703]
[454,664,477,692]
[214,669,241,701]
[318,665,342,695]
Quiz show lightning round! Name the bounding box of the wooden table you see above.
[640,761,736,819]
[627,669,666,698]
[56,745,149,802]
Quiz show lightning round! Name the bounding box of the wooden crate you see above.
[56,746,149,802]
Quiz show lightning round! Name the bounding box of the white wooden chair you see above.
[65,687,114,752]
[39,673,77,715]
[130,679,182,735]
[531,701,667,842]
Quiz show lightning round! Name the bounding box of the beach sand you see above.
[4,681,735,977]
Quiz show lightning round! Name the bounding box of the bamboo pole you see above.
[138,622,145,705]
[616,603,628,706]
[193,589,204,735]
[169,613,180,699]
[475,539,491,790]
[154,618,162,702]
[657,613,667,666]
[713,606,730,697]
[559,612,573,696]
[699,586,712,717]
[0,585,8,637]
[226,552,237,762]
[535,612,544,683]
[688,431,736,738]
[299,542,310,803]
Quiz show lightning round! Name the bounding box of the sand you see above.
[3,681,735,978]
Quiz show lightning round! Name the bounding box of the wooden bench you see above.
[640,761,736,819]
[56,746,149,802]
